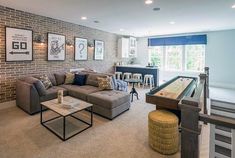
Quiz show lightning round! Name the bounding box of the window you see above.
[166,46,183,71]
[148,46,164,68]
[148,45,205,72]
[185,45,205,72]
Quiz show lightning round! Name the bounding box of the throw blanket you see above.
[115,79,128,92]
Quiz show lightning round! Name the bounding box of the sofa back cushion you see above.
[86,73,107,87]
[22,77,47,96]
[54,72,66,85]
[47,73,57,86]
[73,74,86,86]
[34,73,57,86]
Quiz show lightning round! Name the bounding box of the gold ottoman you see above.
[148,110,179,155]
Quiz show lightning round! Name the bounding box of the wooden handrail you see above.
[199,113,235,129]
[180,67,235,158]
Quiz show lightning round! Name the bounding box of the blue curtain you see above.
[148,35,207,46]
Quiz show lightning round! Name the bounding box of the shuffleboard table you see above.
[146,76,198,111]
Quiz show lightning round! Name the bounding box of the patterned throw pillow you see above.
[64,72,75,84]
[97,76,113,90]
[39,75,53,89]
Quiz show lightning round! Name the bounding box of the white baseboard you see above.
[0,100,16,110]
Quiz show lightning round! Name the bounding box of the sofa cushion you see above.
[87,90,130,109]
[22,77,47,96]
[40,86,68,102]
[97,76,113,90]
[86,74,107,87]
[73,74,86,86]
[47,73,57,86]
[64,72,75,84]
[59,85,100,100]
[54,72,66,85]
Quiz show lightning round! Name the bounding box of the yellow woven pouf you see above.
[148,110,179,155]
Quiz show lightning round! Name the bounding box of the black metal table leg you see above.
[40,104,42,124]
[63,116,66,141]
[41,105,93,141]
[91,106,93,126]
[129,82,139,102]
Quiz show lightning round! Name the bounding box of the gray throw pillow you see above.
[34,80,47,96]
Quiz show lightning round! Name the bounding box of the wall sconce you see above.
[34,35,45,45]
[66,39,74,47]
[88,41,94,48]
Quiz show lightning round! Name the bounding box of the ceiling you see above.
[1,0,235,37]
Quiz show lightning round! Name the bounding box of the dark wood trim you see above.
[199,114,235,129]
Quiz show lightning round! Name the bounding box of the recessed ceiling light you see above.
[81,16,87,20]
[232,4,235,8]
[169,21,176,25]
[145,0,153,5]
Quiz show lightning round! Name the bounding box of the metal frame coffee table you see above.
[40,96,93,141]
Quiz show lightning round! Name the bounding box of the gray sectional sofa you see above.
[16,71,131,120]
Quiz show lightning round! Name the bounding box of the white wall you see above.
[137,29,235,89]
[206,30,235,88]
[136,37,149,65]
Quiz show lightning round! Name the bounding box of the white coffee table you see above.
[40,96,93,141]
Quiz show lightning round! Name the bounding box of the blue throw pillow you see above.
[73,74,86,86]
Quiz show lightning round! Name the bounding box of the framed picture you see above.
[129,37,137,58]
[47,33,66,61]
[94,40,104,60]
[130,37,136,47]
[75,37,88,61]
[5,27,33,62]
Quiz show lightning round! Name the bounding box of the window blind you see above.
[148,35,207,46]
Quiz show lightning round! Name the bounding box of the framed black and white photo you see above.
[130,37,137,47]
[129,37,137,58]
[94,40,104,60]
[5,27,33,62]
[47,33,65,61]
[75,37,88,61]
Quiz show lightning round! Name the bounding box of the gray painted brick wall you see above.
[0,5,119,103]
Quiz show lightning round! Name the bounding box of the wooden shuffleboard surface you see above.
[154,77,193,99]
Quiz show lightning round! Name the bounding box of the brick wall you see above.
[0,5,119,103]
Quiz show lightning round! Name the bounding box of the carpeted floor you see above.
[0,87,209,158]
